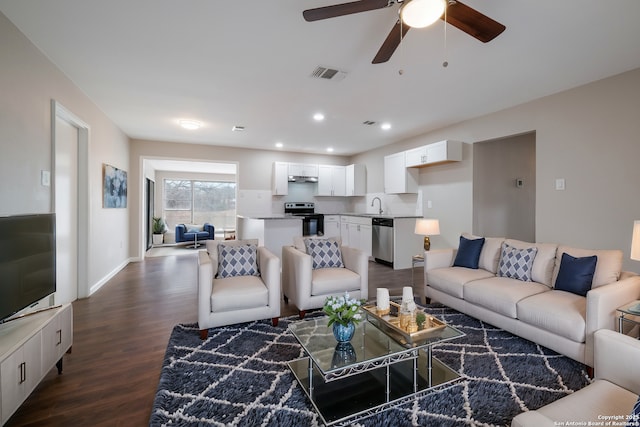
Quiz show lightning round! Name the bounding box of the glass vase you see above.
[332,322,355,343]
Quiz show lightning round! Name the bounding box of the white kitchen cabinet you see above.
[384,152,418,194]
[317,165,346,196]
[0,303,73,425]
[323,215,341,238]
[288,163,318,178]
[345,164,366,196]
[404,140,462,167]
[340,216,372,256]
[272,162,289,195]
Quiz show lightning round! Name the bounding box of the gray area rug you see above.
[150,305,590,426]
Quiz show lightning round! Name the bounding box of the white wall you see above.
[352,68,640,271]
[0,12,130,296]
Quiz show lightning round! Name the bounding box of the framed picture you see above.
[103,163,127,208]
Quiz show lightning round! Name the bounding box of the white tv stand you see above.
[0,303,73,425]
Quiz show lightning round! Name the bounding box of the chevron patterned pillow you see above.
[216,244,260,278]
[304,238,344,269]
[498,243,538,282]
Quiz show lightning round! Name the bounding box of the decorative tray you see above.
[362,302,447,347]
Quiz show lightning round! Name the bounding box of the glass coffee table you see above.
[287,314,464,426]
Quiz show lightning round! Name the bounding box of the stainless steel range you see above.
[284,202,324,236]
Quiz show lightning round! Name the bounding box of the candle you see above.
[376,288,390,311]
[402,286,414,305]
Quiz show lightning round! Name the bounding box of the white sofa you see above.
[197,239,280,339]
[512,329,640,427]
[424,235,640,367]
[282,236,368,318]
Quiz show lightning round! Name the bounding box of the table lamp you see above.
[631,220,640,261]
[415,218,440,251]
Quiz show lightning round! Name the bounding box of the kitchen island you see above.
[236,215,302,260]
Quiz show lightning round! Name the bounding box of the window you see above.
[163,179,236,232]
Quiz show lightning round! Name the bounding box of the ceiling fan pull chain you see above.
[399,17,405,75]
[443,1,449,68]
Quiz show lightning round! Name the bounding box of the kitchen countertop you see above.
[238,213,420,220]
[237,214,302,220]
[329,213,421,219]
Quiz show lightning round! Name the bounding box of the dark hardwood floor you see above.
[5,253,421,426]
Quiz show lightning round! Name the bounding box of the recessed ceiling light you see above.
[326,147,334,153]
[381,122,392,130]
[313,113,325,121]
[179,119,201,130]
[275,142,283,148]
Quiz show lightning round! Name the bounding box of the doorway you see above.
[52,101,90,302]
[472,132,536,241]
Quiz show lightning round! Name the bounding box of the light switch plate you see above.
[41,170,51,187]
[555,178,565,191]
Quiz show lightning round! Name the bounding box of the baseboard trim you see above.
[89,258,132,296]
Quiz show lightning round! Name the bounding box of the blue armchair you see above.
[175,223,215,246]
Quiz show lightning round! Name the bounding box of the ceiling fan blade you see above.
[303,0,390,22]
[444,1,505,43]
[372,20,411,64]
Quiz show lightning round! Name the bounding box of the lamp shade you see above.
[415,218,440,236]
[631,220,640,261]
[400,0,446,28]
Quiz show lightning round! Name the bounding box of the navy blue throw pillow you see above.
[453,236,485,269]
[554,253,597,296]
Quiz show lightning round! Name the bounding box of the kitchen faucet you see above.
[371,197,383,215]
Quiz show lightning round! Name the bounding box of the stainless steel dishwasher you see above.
[372,217,394,267]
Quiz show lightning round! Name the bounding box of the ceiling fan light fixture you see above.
[400,0,446,28]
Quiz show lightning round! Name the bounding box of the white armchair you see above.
[198,239,281,339]
[282,237,368,318]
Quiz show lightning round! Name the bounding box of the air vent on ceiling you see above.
[363,120,376,125]
[311,66,347,81]
[232,125,245,132]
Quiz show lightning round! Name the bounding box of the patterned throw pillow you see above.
[498,243,538,282]
[216,244,259,278]
[304,238,344,269]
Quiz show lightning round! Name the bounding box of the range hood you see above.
[288,175,318,183]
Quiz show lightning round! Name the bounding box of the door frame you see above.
[51,100,90,299]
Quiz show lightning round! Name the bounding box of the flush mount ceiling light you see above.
[313,113,325,121]
[275,142,284,148]
[400,0,446,28]
[381,122,392,130]
[326,147,334,153]
[179,119,201,130]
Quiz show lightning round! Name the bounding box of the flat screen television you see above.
[0,213,56,322]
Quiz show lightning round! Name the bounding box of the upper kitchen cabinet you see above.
[272,162,289,195]
[405,140,462,168]
[384,152,418,194]
[346,164,366,196]
[288,163,318,178]
[317,165,346,196]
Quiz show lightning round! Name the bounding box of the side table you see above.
[616,300,640,336]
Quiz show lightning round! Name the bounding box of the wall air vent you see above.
[311,66,347,81]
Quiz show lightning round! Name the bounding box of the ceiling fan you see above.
[303,0,506,64]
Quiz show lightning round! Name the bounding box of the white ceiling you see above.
[2,1,640,156]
